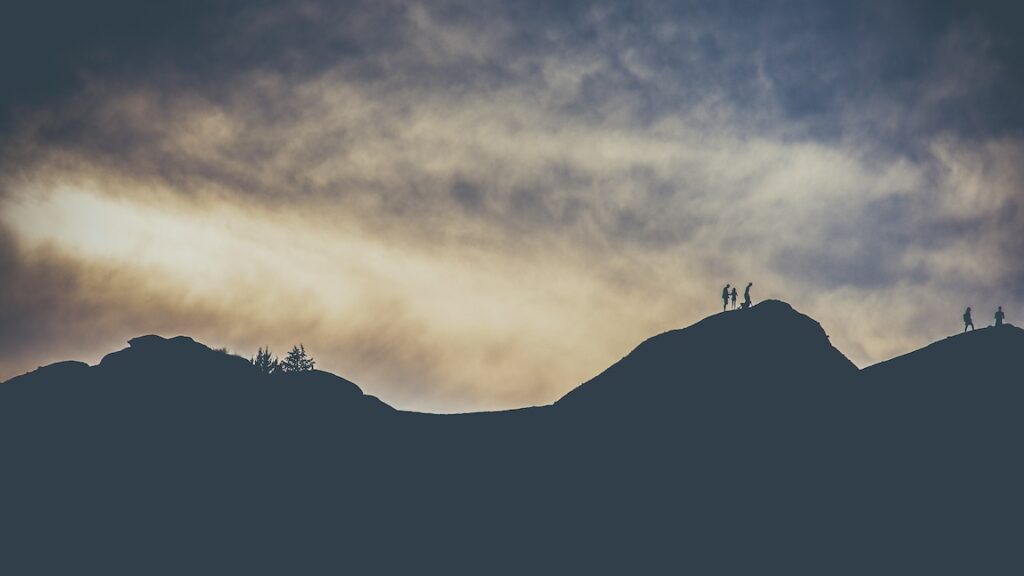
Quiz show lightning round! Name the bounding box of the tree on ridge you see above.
[280,344,315,373]
[252,347,280,375]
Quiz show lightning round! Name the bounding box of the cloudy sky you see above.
[1,0,1022,412]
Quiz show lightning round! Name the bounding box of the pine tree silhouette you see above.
[251,347,279,375]
[280,344,315,373]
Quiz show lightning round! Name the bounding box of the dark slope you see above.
[2,309,1024,574]
[0,335,405,574]
[832,324,1024,575]
[846,324,1024,558]
[855,323,1024,444]
[0,335,560,574]
[544,302,870,573]
[558,299,856,414]
[552,300,860,489]
[863,323,1024,383]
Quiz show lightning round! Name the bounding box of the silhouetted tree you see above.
[280,344,315,373]
[252,347,280,375]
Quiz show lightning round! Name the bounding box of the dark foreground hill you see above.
[2,302,1023,574]
[557,300,857,427]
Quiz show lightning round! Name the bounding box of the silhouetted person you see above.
[730,287,738,309]
[722,284,730,312]
[742,282,753,309]
[995,306,1005,327]
[963,307,974,332]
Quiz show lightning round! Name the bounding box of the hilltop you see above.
[557,299,857,412]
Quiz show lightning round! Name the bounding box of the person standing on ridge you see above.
[963,307,974,332]
[722,284,730,312]
[995,306,1005,326]
[742,282,753,309]
[730,286,738,309]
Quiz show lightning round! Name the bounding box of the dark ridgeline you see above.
[1,301,1022,574]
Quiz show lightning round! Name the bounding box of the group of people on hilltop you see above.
[963,306,1006,332]
[721,282,753,311]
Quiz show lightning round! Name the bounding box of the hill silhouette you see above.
[2,301,1022,573]
[558,299,856,412]
[863,322,1024,384]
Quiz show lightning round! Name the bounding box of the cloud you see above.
[1,0,1023,411]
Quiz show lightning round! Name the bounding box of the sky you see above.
[1,0,1022,412]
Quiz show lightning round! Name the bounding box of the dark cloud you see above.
[450,179,484,212]
[1,1,239,131]
[7,1,1024,162]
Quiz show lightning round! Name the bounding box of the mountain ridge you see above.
[2,300,1023,573]
[5,300,1020,415]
